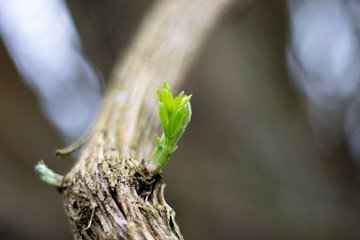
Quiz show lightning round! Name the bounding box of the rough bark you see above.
[60,0,238,239]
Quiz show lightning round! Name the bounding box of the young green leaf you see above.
[35,160,59,186]
[147,81,192,175]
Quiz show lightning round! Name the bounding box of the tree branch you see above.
[61,0,238,239]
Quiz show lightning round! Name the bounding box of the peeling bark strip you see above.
[61,0,237,239]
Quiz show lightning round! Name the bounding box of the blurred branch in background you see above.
[0,0,102,143]
[287,0,360,168]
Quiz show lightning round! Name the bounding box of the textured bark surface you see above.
[60,0,237,239]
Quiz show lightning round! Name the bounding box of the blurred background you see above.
[2,0,360,239]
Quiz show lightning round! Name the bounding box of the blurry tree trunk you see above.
[59,0,239,239]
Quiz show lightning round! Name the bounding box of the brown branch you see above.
[61,0,239,239]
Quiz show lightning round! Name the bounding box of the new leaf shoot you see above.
[148,81,192,175]
[35,160,59,186]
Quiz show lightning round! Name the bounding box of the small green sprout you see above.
[35,160,59,186]
[147,81,192,175]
